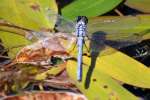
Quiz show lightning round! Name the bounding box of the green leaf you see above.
[35,63,66,80]
[95,48,150,88]
[125,0,150,13]
[0,0,58,58]
[0,31,31,58]
[0,0,58,31]
[67,42,150,100]
[62,0,123,20]
[88,15,150,41]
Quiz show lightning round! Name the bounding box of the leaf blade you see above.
[62,0,122,20]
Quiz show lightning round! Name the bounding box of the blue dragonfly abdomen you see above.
[76,16,88,81]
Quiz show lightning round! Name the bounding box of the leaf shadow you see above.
[84,31,106,89]
[84,31,139,89]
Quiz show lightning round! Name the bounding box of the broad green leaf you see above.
[0,21,36,58]
[0,0,58,31]
[88,15,150,41]
[0,31,31,58]
[0,0,58,58]
[125,0,150,13]
[67,56,139,100]
[67,38,150,89]
[35,63,66,80]
[0,20,34,38]
[95,48,150,88]
[62,0,122,20]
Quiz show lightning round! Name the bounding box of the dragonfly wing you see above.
[89,29,150,56]
[88,31,119,57]
[44,9,77,50]
[88,16,140,35]
[87,16,150,56]
[30,31,50,39]
[27,9,76,44]
[105,29,150,48]
[45,8,75,34]
[55,14,75,33]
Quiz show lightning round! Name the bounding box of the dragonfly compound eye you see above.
[76,16,88,24]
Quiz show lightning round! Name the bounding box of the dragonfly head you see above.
[77,16,88,24]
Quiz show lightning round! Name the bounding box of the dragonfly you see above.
[3,9,150,81]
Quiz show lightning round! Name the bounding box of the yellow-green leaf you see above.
[0,0,58,31]
[67,56,139,100]
[88,15,150,41]
[0,31,31,58]
[0,0,58,58]
[87,47,150,88]
[67,38,150,87]
[66,38,150,99]
[35,63,66,80]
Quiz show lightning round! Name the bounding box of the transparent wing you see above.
[87,16,150,56]
[55,14,75,33]
[89,29,150,57]
[53,14,148,56]
[28,9,150,56]
[45,8,75,34]
[27,9,76,49]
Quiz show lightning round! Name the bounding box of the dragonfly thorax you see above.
[76,21,87,37]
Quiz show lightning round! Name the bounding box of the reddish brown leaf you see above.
[15,36,69,66]
[2,91,87,100]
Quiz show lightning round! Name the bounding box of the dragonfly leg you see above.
[68,40,77,53]
[83,38,90,53]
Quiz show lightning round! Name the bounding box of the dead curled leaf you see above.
[0,62,70,95]
[15,36,69,66]
[2,91,87,100]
